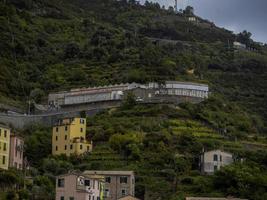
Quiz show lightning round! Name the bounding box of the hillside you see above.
[0,1,267,199]
[0,0,267,133]
[12,104,267,200]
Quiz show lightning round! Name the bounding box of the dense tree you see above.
[237,30,252,45]
[214,162,267,200]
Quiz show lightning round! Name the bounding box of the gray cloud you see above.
[140,0,267,43]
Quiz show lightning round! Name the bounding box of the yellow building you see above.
[0,125,10,170]
[52,118,93,156]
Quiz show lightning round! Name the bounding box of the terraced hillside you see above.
[0,1,267,200]
[0,0,266,131]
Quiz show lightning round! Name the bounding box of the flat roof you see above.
[0,124,10,129]
[57,173,104,180]
[165,81,209,87]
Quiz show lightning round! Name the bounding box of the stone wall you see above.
[0,101,121,129]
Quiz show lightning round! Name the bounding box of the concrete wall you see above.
[0,101,122,129]
[0,109,102,129]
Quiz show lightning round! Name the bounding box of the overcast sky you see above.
[140,0,267,43]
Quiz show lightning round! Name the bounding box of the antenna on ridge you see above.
[174,0,178,13]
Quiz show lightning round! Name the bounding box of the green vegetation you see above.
[1,104,264,199]
[0,0,266,132]
[0,0,267,199]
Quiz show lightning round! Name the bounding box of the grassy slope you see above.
[0,0,267,132]
[0,1,267,199]
[2,104,265,200]
[81,104,267,199]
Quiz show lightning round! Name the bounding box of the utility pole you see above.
[174,0,178,13]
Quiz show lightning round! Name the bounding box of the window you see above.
[92,196,94,200]
[56,127,59,132]
[69,197,74,200]
[104,189,110,197]
[65,126,68,131]
[65,145,67,150]
[89,196,91,200]
[56,146,58,151]
[0,129,1,136]
[87,146,90,151]
[3,156,6,165]
[85,179,90,186]
[70,144,73,150]
[97,197,100,200]
[4,130,7,137]
[121,189,127,196]
[214,165,218,171]
[213,154,218,161]
[3,143,6,151]
[56,136,58,141]
[65,135,67,140]
[80,119,85,124]
[58,178,65,187]
[220,155,222,162]
[80,144,83,150]
[120,177,128,184]
[105,177,111,183]
[80,128,83,133]
[60,197,64,200]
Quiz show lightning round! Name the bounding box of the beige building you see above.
[200,150,233,175]
[186,197,248,200]
[52,118,93,156]
[0,125,11,170]
[55,172,105,200]
[118,195,140,200]
[9,134,24,170]
[83,171,135,200]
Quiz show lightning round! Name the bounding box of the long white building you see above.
[48,83,140,108]
[48,81,209,108]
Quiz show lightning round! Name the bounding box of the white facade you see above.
[200,150,233,175]
[188,16,197,22]
[48,84,134,107]
[48,81,209,108]
[167,82,208,98]
[233,41,246,49]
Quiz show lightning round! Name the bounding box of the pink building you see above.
[9,134,24,170]
[56,173,104,200]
